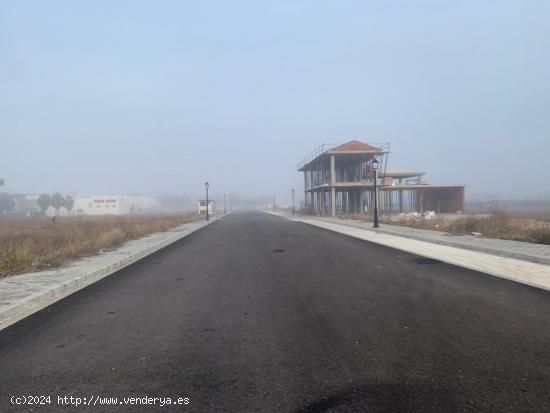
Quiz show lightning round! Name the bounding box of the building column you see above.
[317,190,321,215]
[303,172,308,209]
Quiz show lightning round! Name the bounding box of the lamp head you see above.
[372,158,379,170]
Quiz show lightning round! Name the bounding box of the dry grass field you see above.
[0,213,199,278]
[384,212,550,245]
[338,211,550,245]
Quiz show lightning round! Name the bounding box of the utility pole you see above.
[291,188,295,215]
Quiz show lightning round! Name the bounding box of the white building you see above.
[71,195,161,216]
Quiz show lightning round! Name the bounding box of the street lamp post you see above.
[372,158,380,228]
[291,188,295,215]
[205,182,210,221]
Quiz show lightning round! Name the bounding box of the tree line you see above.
[0,181,75,215]
[37,193,75,215]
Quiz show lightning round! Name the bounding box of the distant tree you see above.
[0,192,15,214]
[37,194,51,214]
[50,193,65,216]
[0,178,4,187]
[64,195,75,211]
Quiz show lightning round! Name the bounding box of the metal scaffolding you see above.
[298,140,464,216]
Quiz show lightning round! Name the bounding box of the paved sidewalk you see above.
[0,217,219,330]
[278,212,550,265]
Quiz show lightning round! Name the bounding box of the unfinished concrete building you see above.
[298,140,465,216]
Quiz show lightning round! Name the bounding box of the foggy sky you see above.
[1,0,549,203]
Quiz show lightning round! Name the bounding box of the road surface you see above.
[1,211,550,412]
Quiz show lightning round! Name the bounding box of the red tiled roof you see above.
[329,140,382,153]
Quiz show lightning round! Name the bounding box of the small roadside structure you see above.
[198,200,215,217]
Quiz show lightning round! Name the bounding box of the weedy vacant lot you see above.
[383,212,550,245]
[0,213,199,277]
[337,211,550,245]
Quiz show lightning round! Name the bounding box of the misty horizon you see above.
[2,1,549,203]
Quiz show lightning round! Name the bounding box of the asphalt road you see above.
[1,211,550,412]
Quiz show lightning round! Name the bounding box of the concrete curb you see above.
[0,218,218,331]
